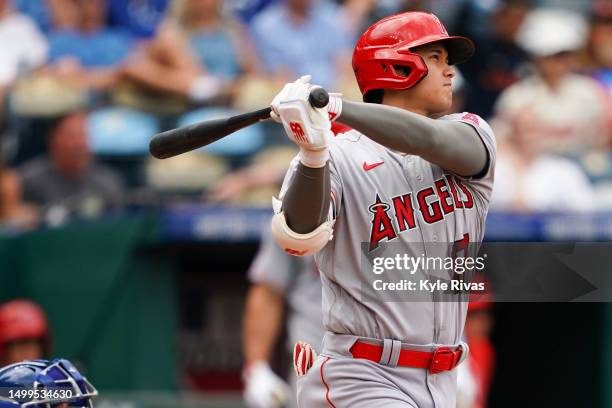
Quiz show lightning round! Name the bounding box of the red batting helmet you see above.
[0,300,49,353]
[352,12,475,102]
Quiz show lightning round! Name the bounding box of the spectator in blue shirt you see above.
[249,0,352,90]
[232,0,277,24]
[44,0,135,91]
[107,0,169,39]
[121,0,259,105]
[14,0,51,32]
[48,0,133,68]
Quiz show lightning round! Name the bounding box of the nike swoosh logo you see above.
[363,161,384,171]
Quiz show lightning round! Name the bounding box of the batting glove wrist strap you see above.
[327,93,343,122]
[299,146,329,168]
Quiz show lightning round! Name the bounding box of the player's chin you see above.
[431,95,453,114]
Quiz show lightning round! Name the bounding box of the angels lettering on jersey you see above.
[368,175,474,250]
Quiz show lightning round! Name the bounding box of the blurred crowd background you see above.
[0,0,611,407]
[0,0,611,231]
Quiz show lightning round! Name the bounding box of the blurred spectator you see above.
[0,168,38,232]
[232,0,276,23]
[178,0,258,80]
[120,0,258,110]
[18,112,124,225]
[494,8,610,155]
[14,0,52,32]
[107,0,169,39]
[459,0,531,118]
[47,0,79,30]
[250,0,352,89]
[206,146,296,205]
[15,0,81,32]
[585,1,612,99]
[0,299,49,366]
[0,0,48,121]
[491,109,596,212]
[356,0,466,39]
[205,122,350,205]
[44,0,135,91]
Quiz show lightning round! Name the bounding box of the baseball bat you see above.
[149,87,330,159]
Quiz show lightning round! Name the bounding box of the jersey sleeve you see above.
[442,112,497,206]
[327,153,343,221]
[247,227,294,293]
[278,153,343,221]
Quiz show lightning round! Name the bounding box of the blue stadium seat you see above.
[177,107,265,156]
[87,107,159,155]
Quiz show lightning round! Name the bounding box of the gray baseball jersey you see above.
[248,227,325,351]
[280,112,496,407]
[280,112,495,345]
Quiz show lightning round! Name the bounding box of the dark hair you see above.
[364,89,384,104]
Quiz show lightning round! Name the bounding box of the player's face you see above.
[390,43,455,116]
[415,43,455,114]
[2,339,44,365]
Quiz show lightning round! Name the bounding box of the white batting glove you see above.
[243,361,290,408]
[270,75,333,168]
[271,82,342,124]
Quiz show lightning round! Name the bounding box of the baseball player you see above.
[269,11,496,408]
[242,230,324,408]
[0,300,49,366]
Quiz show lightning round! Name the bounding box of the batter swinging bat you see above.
[149,87,330,159]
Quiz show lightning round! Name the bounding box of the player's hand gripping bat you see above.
[149,87,330,159]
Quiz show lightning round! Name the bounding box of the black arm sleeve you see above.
[282,163,331,234]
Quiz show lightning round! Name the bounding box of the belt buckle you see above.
[429,347,456,374]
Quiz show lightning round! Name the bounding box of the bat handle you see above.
[308,87,329,109]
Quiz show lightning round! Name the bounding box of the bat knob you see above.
[308,87,329,109]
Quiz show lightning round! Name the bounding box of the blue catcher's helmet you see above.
[0,359,97,407]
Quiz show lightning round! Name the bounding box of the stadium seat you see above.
[87,107,159,155]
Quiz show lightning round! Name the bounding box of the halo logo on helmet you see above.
[352,12,475,103]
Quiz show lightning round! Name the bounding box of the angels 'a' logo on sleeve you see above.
[461,113,480,126]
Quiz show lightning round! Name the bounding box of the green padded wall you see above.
[0,217,178,391]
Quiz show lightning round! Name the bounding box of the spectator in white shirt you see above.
[494,8,611,155]
[491,108,597,212]
[0,0,48,125]
[0,0,47,87]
